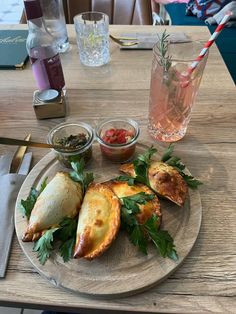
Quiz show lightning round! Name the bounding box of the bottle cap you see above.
[36,89,60,102]
[24,0,43,20]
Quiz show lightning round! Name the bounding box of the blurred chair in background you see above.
[63,0,153,24]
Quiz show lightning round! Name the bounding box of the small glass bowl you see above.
[47,122,94,168]
[96,118,140,163]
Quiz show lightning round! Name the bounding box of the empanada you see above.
[22,172,83,242]
[120,161,187,206]
[107,181,161,225]
[74,183,120,260]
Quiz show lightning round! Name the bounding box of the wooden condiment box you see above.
[33,89,66,119]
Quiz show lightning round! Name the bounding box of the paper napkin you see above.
[0,152,32,277]
[120,32,190,50]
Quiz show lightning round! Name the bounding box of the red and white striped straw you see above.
[187,12,232,75]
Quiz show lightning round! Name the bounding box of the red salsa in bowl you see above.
[96,118,139,162]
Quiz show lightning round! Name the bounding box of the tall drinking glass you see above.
[148,41,208,142]
[74,12,110,67]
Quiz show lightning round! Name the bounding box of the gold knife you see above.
[10,134,31,173]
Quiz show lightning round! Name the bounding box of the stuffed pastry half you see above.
[120,161,188,206]
[74,183,120,260]
[22,172,83,242]
[107,181,161,226]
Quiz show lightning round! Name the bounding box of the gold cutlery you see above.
[109,34,138,46]
[10,134,31,173]
[0,137,76,151]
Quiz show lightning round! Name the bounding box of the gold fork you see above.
[109,34,138,47]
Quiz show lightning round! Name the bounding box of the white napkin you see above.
[205,2,236,27]
[120,32,190,50]
[0,152,32,278]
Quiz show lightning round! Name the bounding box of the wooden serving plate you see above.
[15,143,202,298]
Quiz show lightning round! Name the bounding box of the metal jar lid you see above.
[36,89,60,103]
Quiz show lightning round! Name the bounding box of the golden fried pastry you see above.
[107,181,161,226]
[74,183,120,260]
[120,161,188,206]
[22,172,83,242]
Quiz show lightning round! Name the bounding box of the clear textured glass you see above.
[148,41,208,142]
[47,122,94,168]
[74,12,110,66]
[96,118,140,162]
[40,0,69,53]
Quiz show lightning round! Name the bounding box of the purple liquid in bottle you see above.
[30,46,65,91]
[24,0,65,92]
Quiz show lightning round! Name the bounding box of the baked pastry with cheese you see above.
[107,181,161,226]
[22,172,83,242]
[74,183,120,260]
[120,161,188,206]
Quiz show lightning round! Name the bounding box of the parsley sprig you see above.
[56,217,78,263]
[69,159,94,195]
[21,177,48,219]
[33,227,59,265]
[161,144,203,189]
[120,193,178,261]
[33,217,78,265]
[118,146,157,188]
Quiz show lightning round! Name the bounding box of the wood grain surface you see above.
[0,25,236,313]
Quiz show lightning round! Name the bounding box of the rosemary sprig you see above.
[156,30,172,72]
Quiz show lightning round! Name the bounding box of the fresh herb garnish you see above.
[21,177,48,219]
[121,192,155,216]
[120,192,178,261]
[116,175,135,186]
[145,215,178,260]
[161,144,203,189]
[132,146,157,186]
[59,237,76,263]
[69,159,94,195]
[33,217,78,265]
[130,225,148,255]
[33,227,59,265]
[117,146,157,187]
[56,217,77,263]
[156,30,172,72]
[56,217,77,242]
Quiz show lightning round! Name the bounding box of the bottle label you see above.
[43,54,65,91]
[30,54,65,91]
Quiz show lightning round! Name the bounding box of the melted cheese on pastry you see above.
[108,181,161,225]
[74,183,120,260]
[120,161,188,206]
[22,172,83,242]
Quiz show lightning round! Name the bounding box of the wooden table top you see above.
[0,25,236,313]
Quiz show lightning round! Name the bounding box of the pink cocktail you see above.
[148,41,208,142]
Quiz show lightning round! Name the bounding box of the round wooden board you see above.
[15,143,202,298]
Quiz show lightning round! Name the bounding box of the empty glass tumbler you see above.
[74,12,110,66]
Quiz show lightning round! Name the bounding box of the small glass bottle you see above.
[24,0,65,91]
[40,0,69,53]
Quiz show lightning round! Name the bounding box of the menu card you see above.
[0,30,29,69]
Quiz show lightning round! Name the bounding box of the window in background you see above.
[0,0,24,24]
